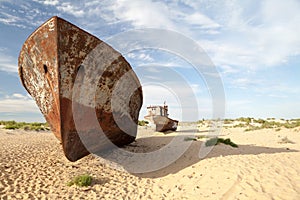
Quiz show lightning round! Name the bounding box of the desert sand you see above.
[1,121,300,199]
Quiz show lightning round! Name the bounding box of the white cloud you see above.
[109,0,175,29]
[0,0,299,120]
[254,82,300,96]
[32,0,59,6]
[12,93,27,99]
[105,0,222,37]
[184,12,221,29]
[0,12,27,28]
[227,76,266,91]
[126,52,154,62]
[231,78,257,89]
[0,1,54,28]
[0,50,18,73]
[137,62,184,68]
[138,53,153,62]
[166,0,300,71]
[218,65,239,75]
[1,0,299,71]
[57,2,84,17]
[200,40,256,69]
[267,94,288,99]
[204,0,300,68]
[0,94,39,113]
[112,0,300,69]
[43,0,59,6]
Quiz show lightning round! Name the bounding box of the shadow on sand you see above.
[115,135,298,178]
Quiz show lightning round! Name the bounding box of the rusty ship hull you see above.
[152,116,178,132]
[18,16,142,161]
[144,115,178,132]
[144,103,178,132]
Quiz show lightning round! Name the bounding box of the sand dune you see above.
[0,124,300,199]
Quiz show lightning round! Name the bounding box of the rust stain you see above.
[18,16,143,162]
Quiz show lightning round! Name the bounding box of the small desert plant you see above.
[67,174,92,187]
[261,121,281,129]
[138,120,149,126]
[205,137,238,148]
[223,119,234,124]
[184,135,207,141]
[197,119,206,125]
[220,138,238,147]
[184,137,197,141]
[205,137,219,146]
[253,118,266,124]
[237,117,252,125]
[4,124,22,130]
[278,136,295,144]
[233,123,247,128]
[283,121,300,129]
[0,121,49,131]
[1,121,23,129]
[267,117,275,120]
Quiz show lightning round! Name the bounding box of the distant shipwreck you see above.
[18,16,142,162]
[144,102,178,132]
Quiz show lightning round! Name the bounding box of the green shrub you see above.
[197,135,207,139]
[4,124,21,129]
[224,119,234,124]
[197,118,205,123]
[233,123,247,128]
[253,118,266,124]
[205,137,219,146]
[197,120,205,125]
[261,121,281,129]
[205,137,238,148]
[0,120,49,131]
[283,122,300,129]
[291,118,300,122]
[184,137,197,141]
[219,138,238,148]
[67,174,92,187]
[237,117,252,124]
[184,135,207,141]
[138,120,149,126]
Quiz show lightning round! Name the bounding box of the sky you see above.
[0,0,300,122]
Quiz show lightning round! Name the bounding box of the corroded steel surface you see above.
[18,16,143,161]
[18,17,61,139]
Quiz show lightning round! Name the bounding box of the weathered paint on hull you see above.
[18,16,143,161]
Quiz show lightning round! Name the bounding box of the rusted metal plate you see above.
[18,16,143,161]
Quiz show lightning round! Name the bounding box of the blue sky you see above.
[0,0,300,122]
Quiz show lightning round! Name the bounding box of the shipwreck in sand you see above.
[18,16,143,162]
[144,102,178,132]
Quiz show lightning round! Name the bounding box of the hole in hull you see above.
[43,64,48,74]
